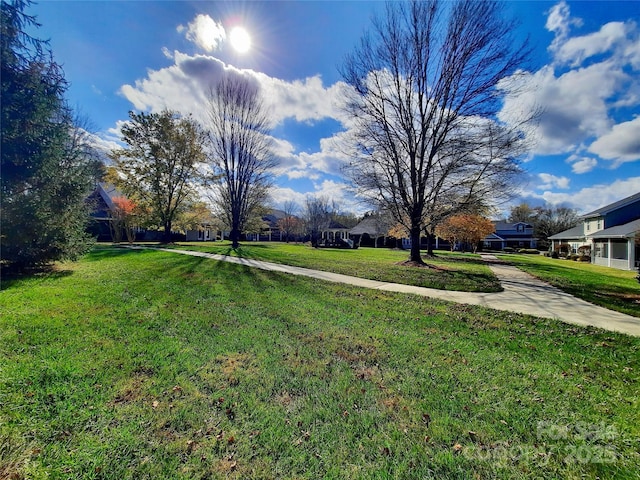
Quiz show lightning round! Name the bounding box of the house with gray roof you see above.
[549,192,640,270]
[483,221,536,250]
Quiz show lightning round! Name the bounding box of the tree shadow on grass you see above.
[85,245,153,262]
[0,268,74,291]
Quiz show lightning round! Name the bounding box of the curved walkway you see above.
[140,247,640,337]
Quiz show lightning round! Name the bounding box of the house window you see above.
[611,240,628,260]
[571,243,578,254]
[594,241,608,258]
[517,224,524,232]
[597,219,602,230]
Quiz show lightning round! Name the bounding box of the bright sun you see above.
[229,26,251,53]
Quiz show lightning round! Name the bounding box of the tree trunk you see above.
[230,227,241,249]
[426,232,434,256]
[162,221,172,243]
[409,223,423,263]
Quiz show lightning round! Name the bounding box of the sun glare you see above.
[229,26,251,53]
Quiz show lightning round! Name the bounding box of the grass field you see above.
[1,246,639,479]
[166,242,502,293]
[499,253,640,317]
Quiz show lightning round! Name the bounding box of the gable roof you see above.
[548,225,585,240]
[580,191,640,218]
[493,221,533,231]
[484,233,504,240]
[349,216,391,236]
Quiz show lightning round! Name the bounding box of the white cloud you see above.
[546,1,583,54]
[179,14,226,52]
[499,63,627,155]
[554,21,633,67]
[533,177,640,214]
[588,117,640,165]
[270,179,362,214]
[568,155,598,174]
[161,47,174,60]
[499,2,640,164]
[538,173,570,190]
[119,51,347,128]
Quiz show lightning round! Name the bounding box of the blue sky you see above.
[28,1,640,216]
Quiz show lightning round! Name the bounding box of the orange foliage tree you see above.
[435,214,494,253]
[110,196,137,243]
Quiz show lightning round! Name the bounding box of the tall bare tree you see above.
[206,76,276,249]
[278,200,300,243]
[304,196,334,248]
[110,110,207,243]
[342,0,531,263]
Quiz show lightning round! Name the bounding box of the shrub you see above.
[577,245,591,257]
[568,254,579,261]
[577,255,590,262]
[554,243,571,257]
[518,248,540,254]
[503,247,515,253]
[551,251,559,259]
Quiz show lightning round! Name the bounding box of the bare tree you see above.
[304,196,334,248]
[278,200,300,243]
[206,75,276,248]
[534,205,579,249]
[342,0,531,264]
[508,202,579,249]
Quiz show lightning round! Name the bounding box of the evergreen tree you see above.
[1,0,95,273]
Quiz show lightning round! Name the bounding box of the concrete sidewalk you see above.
[143,247,640,337]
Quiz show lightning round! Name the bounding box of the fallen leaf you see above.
[453,443,463,454]
[422,413,431,427]
[152,400,159,409]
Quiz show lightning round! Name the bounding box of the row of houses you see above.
[549,192,640,271]
[88,183,639,271]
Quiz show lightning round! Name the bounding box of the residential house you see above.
[318,220,353,247]
[246,209,288,242]
[349,215,392,247]
[185,224,219,242]
[86,183,121,241]
[483,222,537,250]
[549,191,640,271]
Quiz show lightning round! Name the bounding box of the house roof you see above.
[580,191,640,218]
[548,225,585,240]
[262,209,289,228]
[484,233,504,240]
[349,216,391,236]
[588,218,640,239]
[493,221,533,230]
[325,220,348,231]
[97,183,120,211]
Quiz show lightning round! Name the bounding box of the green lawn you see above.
[1,246,639,479]
[165,241,502,292]
[499,253,640,317]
